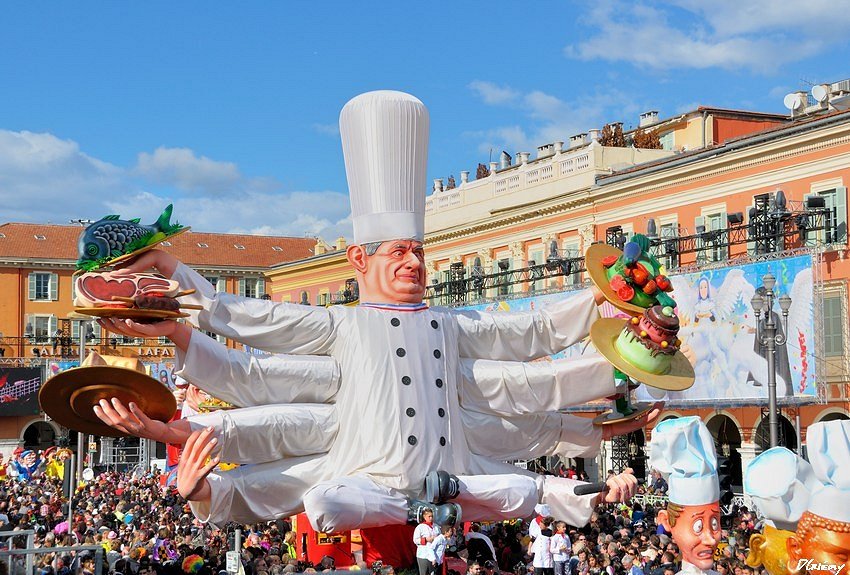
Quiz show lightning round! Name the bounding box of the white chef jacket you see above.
[413,522,440,560]
[171,262,605,526]
[531,531,554,568]
[679,562,719,575]
[178,328,609,464]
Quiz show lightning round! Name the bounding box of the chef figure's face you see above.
[348,239,426,304]
[659,503,721,571]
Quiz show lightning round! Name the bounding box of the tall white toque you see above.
[806,419,850,524]
[339,90,429,245]
[649,416,719,506]
[744,447,817,532]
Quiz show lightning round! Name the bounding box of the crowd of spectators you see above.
[0,451,762,575]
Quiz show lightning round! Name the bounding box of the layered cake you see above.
[602,234,676,309]
[615,305,681,374]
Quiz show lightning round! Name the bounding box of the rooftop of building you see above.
[0,222,316,268]
[597,108,850,184]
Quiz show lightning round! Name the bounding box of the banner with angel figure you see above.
[460,253,816,405]
[635,254,816,404]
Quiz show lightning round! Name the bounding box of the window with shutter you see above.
[257,279,265,298]
[238,278,246,297]
[50,273,58,300]
[823,296,845,357]
[29,273,52,301]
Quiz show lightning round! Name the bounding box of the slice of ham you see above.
[74,272,180,308]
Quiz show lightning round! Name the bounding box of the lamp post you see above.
[750,273,792,448]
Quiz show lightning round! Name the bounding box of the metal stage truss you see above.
[424,197,836,307]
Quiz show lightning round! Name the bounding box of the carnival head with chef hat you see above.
[784,420,850,575]
[744,447,816,533]
[650,416,721,572]
[649,416,719,506]
[804,419,850,525]
[340,91,429,246]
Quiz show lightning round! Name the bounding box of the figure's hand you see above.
[112,249,179,278]
[590,284,606,306]
[93,398,190,444]
[176,427,220,501]
[680,343,696,366]
[598,468,638,505]
[602,402,664,441]
[98,319,191,352]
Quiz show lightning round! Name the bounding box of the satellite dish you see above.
[812,84,830,103]
[783,92,806,111]
[82,468,94,481]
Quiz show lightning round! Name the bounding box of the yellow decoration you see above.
[661,341,669,348]
[640,330,647,337]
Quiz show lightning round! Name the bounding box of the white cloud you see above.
[134,147,247,196]
[465,82,641,156]
[0,129,353,242]
[564,0,838,73]
[106,190,353,241]
[312,123,339,136]
[0,130,125,224]
[468,81,520,105]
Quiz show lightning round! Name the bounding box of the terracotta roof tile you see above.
[0,222,315,269]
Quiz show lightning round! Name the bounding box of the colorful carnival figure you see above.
[650,416,721,575]
[44,447,73,481]
[744,447,817,575]
[786,420,850,575]
[10,449,43,481]
[93,91,654,533]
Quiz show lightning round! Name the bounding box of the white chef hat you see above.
[806,419,850,524]
[339,90,429,245]
[534,504,551,516]
[743,447,816,532]
[649,416,719,506]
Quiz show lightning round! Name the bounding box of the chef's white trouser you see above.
[469,456,598,528]
[302,473,539,534]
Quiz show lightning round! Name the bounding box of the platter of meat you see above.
[73,271,201,322]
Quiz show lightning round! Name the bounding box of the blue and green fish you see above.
[76,204,182,271]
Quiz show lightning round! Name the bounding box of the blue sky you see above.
[2,1,850,241]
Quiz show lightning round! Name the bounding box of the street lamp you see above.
[750,273,791,448]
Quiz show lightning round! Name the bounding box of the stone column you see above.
[737,441,762,508]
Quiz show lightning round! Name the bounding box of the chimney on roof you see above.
[335,236,347,251]
[537,144,555,159]
[518,152,530,164]
[314,241,326,256]
[570,133,588,148]
[639,111,659,128]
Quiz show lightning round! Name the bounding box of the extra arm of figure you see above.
[188,454,327,526]
[171,262,336,354]
[454,289,600,361]
[174,329,341,407]
[458,354,615,416]
[185,404,338,465]
[463,409,602,460]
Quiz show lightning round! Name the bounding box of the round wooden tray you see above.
[585,243,648,316]
[590,318,695,392]
[74,307,189,321]
[593,402,654,426]
[39,366,176,437]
